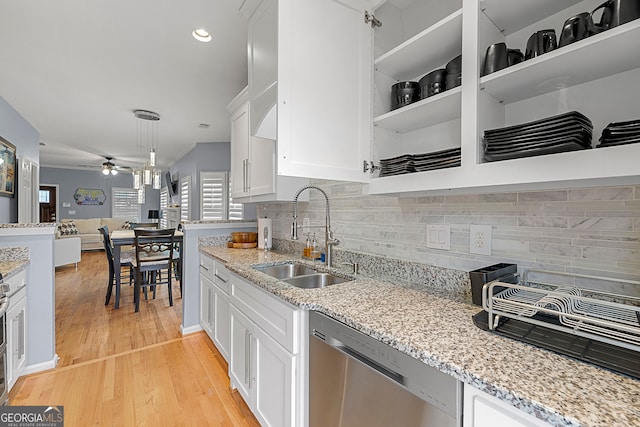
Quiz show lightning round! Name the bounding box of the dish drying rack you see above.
[482,269,640,352]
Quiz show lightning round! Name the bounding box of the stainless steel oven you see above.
[309,311,462,427]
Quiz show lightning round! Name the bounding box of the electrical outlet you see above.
[426,225,450,250]
[303,217,310,235]
[470,225,492,255]
[68,210,76,215]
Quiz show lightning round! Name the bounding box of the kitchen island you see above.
[200,245,639,427]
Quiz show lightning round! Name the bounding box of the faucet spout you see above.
[291,185,338,266]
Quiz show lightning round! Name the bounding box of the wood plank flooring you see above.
[9,251,260,426]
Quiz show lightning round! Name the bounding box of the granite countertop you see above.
[200,246,640,427]
[0,260,29,280]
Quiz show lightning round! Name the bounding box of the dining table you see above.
[110,229,184,309]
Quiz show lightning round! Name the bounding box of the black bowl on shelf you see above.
[391,81,419,110]
[419,69,447,99]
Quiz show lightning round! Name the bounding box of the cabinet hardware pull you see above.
[245,329,251,388]
[364,11,382,28]
[363,160,380,174]
[214,273,228,283]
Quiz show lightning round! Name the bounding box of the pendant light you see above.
[133,109,161,198]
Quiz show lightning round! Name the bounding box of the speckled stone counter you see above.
[0,260,29,280]
[200,246,640,427]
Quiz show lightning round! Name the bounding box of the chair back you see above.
[134,228,176,270]
[98,225,114,260]
[130,222,159,230]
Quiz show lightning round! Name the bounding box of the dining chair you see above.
[130,222,159,229]
[133,228,176,312]
[98,225,135,309]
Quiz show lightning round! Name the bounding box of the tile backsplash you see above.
[260,181,640,283]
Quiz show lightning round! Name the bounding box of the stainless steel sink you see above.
[253,262,352,289]
[282,273,351,289]
[253,262,318,280]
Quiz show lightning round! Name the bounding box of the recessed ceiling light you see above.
[192,28,212,43]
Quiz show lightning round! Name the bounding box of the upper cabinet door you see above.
[277,0,373,182]
[249,0,278,136]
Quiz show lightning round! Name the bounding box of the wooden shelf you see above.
[480,20,640,104]
[374,87,461,132]
[375,9,462,81]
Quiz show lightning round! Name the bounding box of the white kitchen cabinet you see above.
[230,305,296,427]
[6,270,27,391]
[199,254,232,362]
[229,273,302,427]
[228,87,307,203]
[212,261,231,362]
[199,255,215,338]
[246,0,374,183]
[464,384,551,427]
[364,0,640,195]
[242,0,640,195]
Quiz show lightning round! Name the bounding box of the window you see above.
[180,176,191,221]
[39,190,50,203]
[159,187,169,228]
[200,171,243,220]
[112,187,141,221]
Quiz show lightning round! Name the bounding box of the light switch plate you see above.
[427,225,450,250]
[470,224,492,255]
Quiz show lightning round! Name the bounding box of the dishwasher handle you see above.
[335,342,404,385]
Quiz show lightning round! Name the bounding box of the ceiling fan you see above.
[77,156,132,175]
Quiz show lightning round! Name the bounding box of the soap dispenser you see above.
[310,233,320,260]
[303,233,311,257]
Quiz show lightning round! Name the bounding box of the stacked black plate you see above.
[379,148,461,177]
[597,119,640,148]
[482,111,593,162]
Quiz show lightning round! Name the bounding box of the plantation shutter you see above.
[200,171,227,220]
[112,188,141,221]
[180,176,191,221]
[159,187,169,228]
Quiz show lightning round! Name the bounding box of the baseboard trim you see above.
[181,324,203,336]
[24,354,59,375]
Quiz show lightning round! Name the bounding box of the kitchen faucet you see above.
[291,185,339,267]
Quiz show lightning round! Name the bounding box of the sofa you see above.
[58,218,131,251]
[55,237,81,269]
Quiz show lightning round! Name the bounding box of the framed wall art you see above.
[0,136,16,197]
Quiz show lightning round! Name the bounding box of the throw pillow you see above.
[122,221,132,230]
[58,221,79,236]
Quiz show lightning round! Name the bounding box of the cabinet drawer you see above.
[214,263,231,295]
[199,253,215,281]
[231,274,299,354]
[5,270,26,301]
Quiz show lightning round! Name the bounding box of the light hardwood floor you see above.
[9,251,260,426]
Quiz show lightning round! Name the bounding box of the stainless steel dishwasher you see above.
[309,311,462,427]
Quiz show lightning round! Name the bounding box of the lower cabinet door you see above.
[229,304,253,404]
[252,324,296,427]
[213,286,230,362]
[464,384,551,427]
[199,275,213,338]
[7,296,26,391]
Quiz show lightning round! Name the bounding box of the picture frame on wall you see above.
[0,136,16,197]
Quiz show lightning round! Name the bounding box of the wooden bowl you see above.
[230,231,258,243]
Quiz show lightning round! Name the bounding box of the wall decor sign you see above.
[0,136,16,197]
[74,188,106,205]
